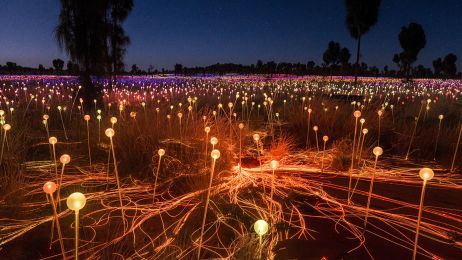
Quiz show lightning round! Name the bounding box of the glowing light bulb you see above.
[323,135,329,142]
[253,134,260,141]
[60,154,71,164]
[105,128,115,138]
[211,149,221,159]
[354,110,361,118]
[238,123,244,129]
[438,114,444,120]
[3,124,11,131]
[419,168,434,181]
[205,127,210,133]
[210,137,218,145]
[43,181,57,194]
[66,192,86,211]
[270,160,279,169]
[84,115,90,121]
[254,219,269,236]
[373,146,383,157]
[158,149,165,156]
[110,117,117,124]
[49,137,57,145]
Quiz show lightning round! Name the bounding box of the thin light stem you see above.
[433,119,442,160]
[363,155,378,231]
[348,117,359,203]
[74,210,79,260]
[197,158,217,260]
[50,195,66,260]
[306,113,311,148]
[152,156,162,202]
[450,123,462,172]
[86,121,92,168]
[406,103,424,160]
[412,180,427,260]
[109,137,126,230]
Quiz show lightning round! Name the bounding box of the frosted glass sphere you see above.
[43,181,57,194]
[60,154,71,164]
[66,192,86,211]
[254,219,269,236]
[373,147,383,157]
[419,168,434,181]
[49,137,57,145]
[211,149,221,160]
[105,128,115,138]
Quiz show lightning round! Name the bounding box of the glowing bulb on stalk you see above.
[211,149,221,159]
[105,128,115,138]
[43,181,57,194]
[60,154,70,164]
[158,148,165,157]
[270,160,279,169]
[210,137,218,145]
[205,127,210,133]
[253,134,260,142]
[373,147,383,157]
[254,219,269,236]
[67,192,86,212]
[419,168,434,181]
[49,137,57,145]
[84,115,90,121]
[354,110,361,118]
[238,123,244,129]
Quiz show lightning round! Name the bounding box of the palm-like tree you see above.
[55,0,132,109]
[393,23,426,79]
[345,0,381,84]
[109,0,133,74]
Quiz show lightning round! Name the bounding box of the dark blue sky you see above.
[0,0,461,71]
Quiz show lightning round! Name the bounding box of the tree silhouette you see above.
[52,58,64,73]
[323,41,350,76]
[55,0,132,109]
[432,58,443,77]
[393,23,426,79]
[442,53,457,78]
[109,0,133,74]
[345,0,381,83]
[131,64,139,74]
[323,41,341,68]
[174,64,183,75]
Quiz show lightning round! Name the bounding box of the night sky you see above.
[0,0,461,71]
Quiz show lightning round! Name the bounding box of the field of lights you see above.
[0,75,461,259]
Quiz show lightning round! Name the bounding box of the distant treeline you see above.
[1,56,460,79]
